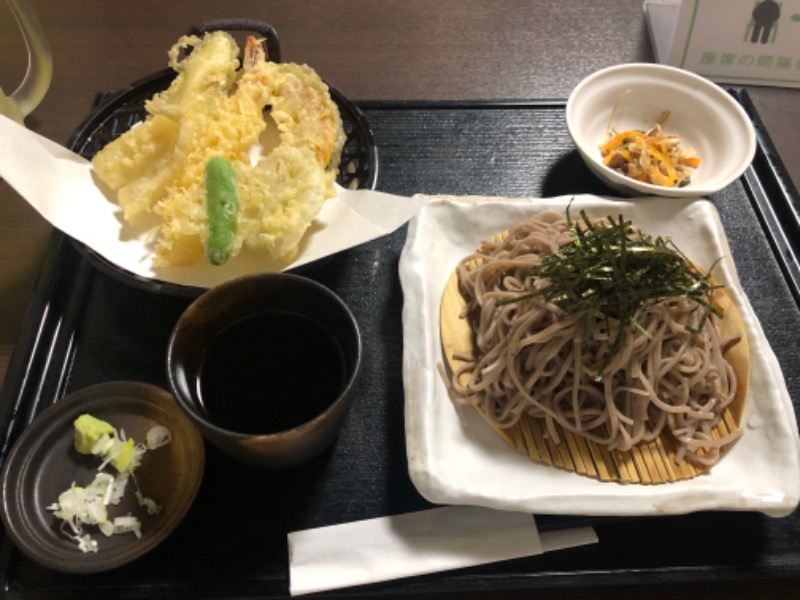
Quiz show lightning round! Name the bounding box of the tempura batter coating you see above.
[91,31,345,266]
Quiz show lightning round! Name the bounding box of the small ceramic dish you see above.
[0,381,204,573]
[566,63,756,197]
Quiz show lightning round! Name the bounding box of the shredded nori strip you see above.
[502,207,723,377]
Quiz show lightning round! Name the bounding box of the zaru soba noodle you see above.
[447,209,743,468]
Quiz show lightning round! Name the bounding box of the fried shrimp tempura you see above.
[91,31,345,267]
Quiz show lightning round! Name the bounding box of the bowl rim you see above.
[566,62,756,197]
[166,272,363,441]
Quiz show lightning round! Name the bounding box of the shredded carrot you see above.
[598,122,700,188]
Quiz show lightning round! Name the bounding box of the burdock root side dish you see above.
[440,209,749,483]
[92,31,346,267]
[599,112,701,188]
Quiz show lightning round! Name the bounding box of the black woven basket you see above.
[65,19,378,296]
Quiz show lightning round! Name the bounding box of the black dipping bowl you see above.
[166,273,362,468]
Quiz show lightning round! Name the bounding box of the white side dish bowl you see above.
[566,63,756,197]
[399,194,800,517]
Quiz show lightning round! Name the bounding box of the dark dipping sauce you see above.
[198,310,347,435]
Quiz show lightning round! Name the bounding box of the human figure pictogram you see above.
[750,0,781,43]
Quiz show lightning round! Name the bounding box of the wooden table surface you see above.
[1,2,799,598]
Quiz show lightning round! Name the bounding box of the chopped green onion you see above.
[46,417,172,552]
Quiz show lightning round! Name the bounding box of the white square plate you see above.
[399,194,800,517]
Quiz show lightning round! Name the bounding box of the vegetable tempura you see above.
[91,32,345,267]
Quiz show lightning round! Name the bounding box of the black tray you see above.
[2,91,800,598]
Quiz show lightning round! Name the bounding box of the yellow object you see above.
[91,31,345,267]
[113,438,137,473]
[73,414,115,455]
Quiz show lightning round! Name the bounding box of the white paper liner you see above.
[0,114,426,289]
